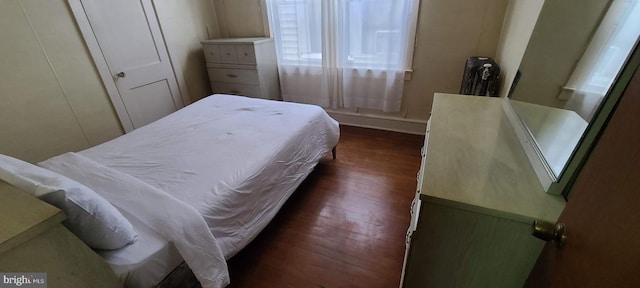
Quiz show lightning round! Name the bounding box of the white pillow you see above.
[0,154,138,250]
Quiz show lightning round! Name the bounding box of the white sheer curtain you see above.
[267,0,418,112]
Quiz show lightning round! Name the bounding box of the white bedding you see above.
[41,152,229,288]
[40,95,340,287]
[98,209,183,287]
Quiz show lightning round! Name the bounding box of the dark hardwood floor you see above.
[226,125,424,288]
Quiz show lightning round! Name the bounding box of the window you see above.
[271,0,322,65]
[340,0,408,68]
[267,0,419,112]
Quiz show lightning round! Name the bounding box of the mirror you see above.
[508,0,640,180]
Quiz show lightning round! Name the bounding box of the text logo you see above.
[0,273,47,288]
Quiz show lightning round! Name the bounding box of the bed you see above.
[1,94,340,288]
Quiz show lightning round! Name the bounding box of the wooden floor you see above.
[226,125,424,288]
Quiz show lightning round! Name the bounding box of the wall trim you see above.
[20,1,91,146]
[326,110,427,135]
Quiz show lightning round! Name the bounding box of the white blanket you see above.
[76,95,340,257]
[39,95,340,287]
[40,153,229,288]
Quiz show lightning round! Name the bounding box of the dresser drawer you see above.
[216,44,256,65]
[236,44,257,64]
[219,45,238,64]
[203,44,221,63]
[211,82,262,98]
[207,68,259,84]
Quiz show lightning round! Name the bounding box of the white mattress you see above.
[76,95,340,287]
[97,210,183,287]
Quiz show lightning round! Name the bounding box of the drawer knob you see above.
[226,53,231,55]
[226,74,238,78]
[244,53,248,56]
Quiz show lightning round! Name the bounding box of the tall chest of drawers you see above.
[201,38,280,100]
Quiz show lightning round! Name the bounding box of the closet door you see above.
[79,0,183,129]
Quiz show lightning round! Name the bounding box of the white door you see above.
[80,0,183,129]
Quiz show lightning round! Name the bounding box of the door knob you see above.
[116,72,126,78]
[532,220,566,247]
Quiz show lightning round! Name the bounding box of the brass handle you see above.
[532,220,566,247]
[116,72,126,78]
[226,74,238,78]
[410,197,415,214]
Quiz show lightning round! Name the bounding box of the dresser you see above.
[201,38,280,100]
[400,94,566,287]
[0,182,122,288]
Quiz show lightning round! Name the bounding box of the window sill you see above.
[404,69,413,81]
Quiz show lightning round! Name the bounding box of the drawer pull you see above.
[244,53,248,56]
[226,53,231,55]
[226,74,238,78]
[410,198,416,215]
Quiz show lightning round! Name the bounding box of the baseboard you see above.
[326,110,427,135]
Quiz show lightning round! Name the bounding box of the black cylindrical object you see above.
[460,57,501,97]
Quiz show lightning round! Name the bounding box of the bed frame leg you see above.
[332,147,336,160]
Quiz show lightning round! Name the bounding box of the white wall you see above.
[155,0,221,103]
[0,0,219,162]
[0,0,123,162]
[210,0,508,130]
[494,0,545,98]
[213,0,267,38]
[404,0,508,120]
[513,0,612,108]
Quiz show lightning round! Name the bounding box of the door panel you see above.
[85,0,160,67]
[525,61,640,287]
[81,0,182,129]
[124,80,176,128]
